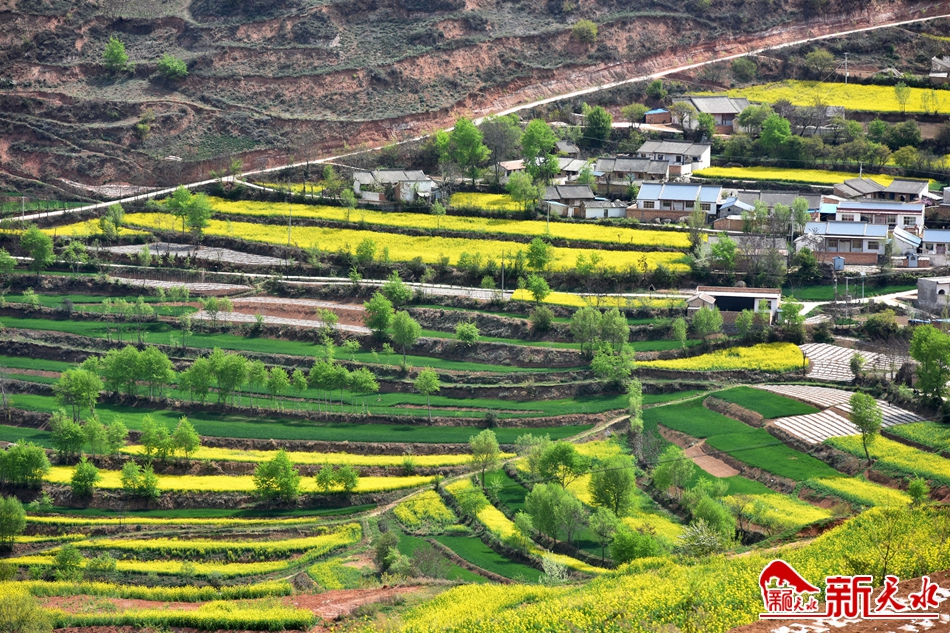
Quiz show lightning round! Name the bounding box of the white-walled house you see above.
[834,200,925,232]
[922,229,950,266]
[795,221,888,265]
[635,140,711,176]
[353,169,437,203]
[628,183,722,222]
[686,286,781,324]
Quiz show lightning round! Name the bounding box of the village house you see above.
[671,96,751,134]
[542,184,596,218]
[555,140,581,159]
[930,56,950,84]
[592,156,669,195]
[918,276,950,311]
[921,228,950,267]
[635,140,711,176]
[353,169,438,203]
[686,285,782,324]
[795,221,888,265]
[834,178,932,204]
[629,183,722,222]
[575,199,628,219]
[717,190,823,219]
[834,200,925,232]
[644,108,671,125]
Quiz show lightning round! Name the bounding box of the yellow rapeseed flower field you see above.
[26,515,318,527]
[203,197,692,249]
[826,435,950,484]
[394,491,457,529]
[125,213,689,272]
[510,289,686,308]
[639,342,805,372]
[718,80,950,114]
[121,444,508,468]
[450,192,523,212]
[806,476,911,507]
[695,166,894,186]
[723,493,832,531]
[41,220,148,238]
[45,466,431,494]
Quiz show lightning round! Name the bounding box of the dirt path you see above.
[285,586,421,621]
[684,442,740,478]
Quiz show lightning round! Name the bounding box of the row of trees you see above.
[252,449,360,502]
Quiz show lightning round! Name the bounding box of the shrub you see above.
[156,53,188,80]
[529,306,554,332]
[610,526,666,563]
[0,588,52,633]
[572,19,598,43]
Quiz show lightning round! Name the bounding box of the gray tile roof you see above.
[734,190,821,209]
[544,185,596,200]
[675,96,751,115]
[637,140,711,158]
[882,179,930,195]
[556,140,580,154]
[594,157,669,176]
[838,178,884,196]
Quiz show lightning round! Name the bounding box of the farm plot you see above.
[888,422,950,454]
[510,289,687,310]
[639,343,805,373]
[805,477,911,507]
[103,242,290,266]
[719,80,950,115]
[712,387,819,419]
[694,166,893,186]
[123,213,691,273]
[205,196,691,249]
[799,343,906,383]
[826,435,950,485]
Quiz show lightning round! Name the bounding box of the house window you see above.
[700,203,711,211]
[642,201,655,209]
[903,217,918,227]
[827,239,838,251]
[662,201,672,209]
[840,214,856,222]
[938,244,947,255]
[867,241,879,251]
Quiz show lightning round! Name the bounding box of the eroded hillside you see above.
[0,0,941,197]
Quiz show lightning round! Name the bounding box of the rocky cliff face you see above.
[0,0,932,197]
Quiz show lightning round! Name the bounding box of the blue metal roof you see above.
[924,229,950,243]
[804,221,888,238]
[818,202,838,215]
[645,108,667,115]
[637,183,663,200]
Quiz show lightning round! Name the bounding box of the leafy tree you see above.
[166,186,192,233]
[391,311,421,364]
[506,171,543,211]
[628,379,645,459]
[156,53,187,80]
[413,368,440,422]
[455,321,480,346]
[731,57,757,82]
[894,81,911,114]
[469,429,500,487]
[53,369,102,420]
[53,543,84,582]
[20,226,54,278]
[102,345,140,396]
[0,587,52,633]
[584,105,612,146]
[84,417,108,456]
[50,412,86,458]
[529,306,554,332]
[589,507,619,562]
[694,112,715,141]
[710,234,737,271]
[381,271,413,306]
[363,292,394,336]
[646,79,667,101]
[526,238,553,272]
[253,449,301,503]
[336,464,359,492]
[208,348,248,405]
[652,445,695,498]
[186,192,213,241]
[120,462,160,500]
[525,482,571,543]
[759,113,791,153]
[105,418,128,454]
[525,274,551,303]
[70,456,100,498]
[246,360,267,408]
[777,299,805,344]
[180,357,214,403]
[849,392,882,469]
[171,416,200,459]
[600,308,629,351]
[140,415,172,462]
[621,103,649,126]
[348,366,378,415]
[61,241,88,274]
[804,49,835,76]
[554,491,588,546]
[572,19,598,43]
[591,344,634,386]
[589,455,636,516]
[0,443,50,486]
[891,146,918,170]
[355,238,376,266]
[910,325,950,401]
[538,441,588,489]
[691,495,735,537]
[450,117,490,185]
[480,114,522,181]
[0,495,26,546]
[266,367,290,410]
[691,306,723,342]
[430,200,446,229]
[103,35,130,73]
[570,306,602,357]
[521,119,559,181]
[735,309,755,340]
[291,368,308,405]
[736,104,773,136]
[611,526,666,563]
[671,317,687,348]
[0,247,16,278]
[138,346,174,398]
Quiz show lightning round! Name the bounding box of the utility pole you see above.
[844,53,849,84]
